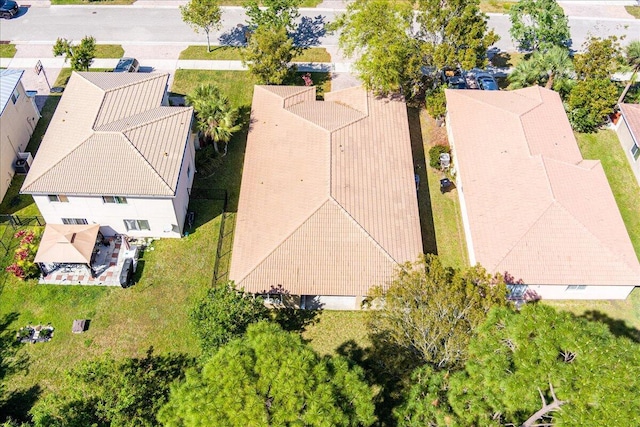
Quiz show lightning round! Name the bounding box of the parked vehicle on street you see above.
[441,66,467,89]
[113,57,140,73]
[0,0,19,19]
[476,73,499,90]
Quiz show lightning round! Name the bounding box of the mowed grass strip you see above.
[94,44,125,59]
[0,44,17,58]
[179,46,331,63]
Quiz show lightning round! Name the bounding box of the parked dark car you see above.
[0,0,19,19]
[476,73,499,91]
[113,57,140,73]
[441,66,466,89]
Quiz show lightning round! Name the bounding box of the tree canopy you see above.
[244,0,301,31]
[574,36,624,80]
[52,36,96,71]
[416,0,499,70]
[508,45,574,91]
[241,25,298,84]
[618,39,640,104]
[333,0,423,95]
[188,282,270,356]
[396,304,640,426]
[180,0,223,52]
[367,255,509,370]
[567,78,618,132]
[158,321,376,427]
[509,0,570,51]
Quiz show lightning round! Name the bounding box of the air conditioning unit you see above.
[14,152,33,174]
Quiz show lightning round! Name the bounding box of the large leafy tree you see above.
[180,0,222,52]
[618,40,640,104]
[509,0,571,52]
[567,78,618,132]
[244,0,301,31]
[508,45,574,90]
[367,255,508,370]
[333,0,424,96]
[188,282,270,357]
[186,84,242,155]
[158,321,377,427]
[30,348,194,427]
[396,304,640,426]
[52,36,96,71]
[416,0,499,70]
[574,36,624,80]
[241,25,298,84]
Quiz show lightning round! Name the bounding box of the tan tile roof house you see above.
[21,72,195,240]
[446,86,640,300]
[230,86,423,307]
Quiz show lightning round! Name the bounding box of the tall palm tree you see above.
[186,84,242,156]
[508,46,573,91]
[508,57,543,89]
[617,40,640,105]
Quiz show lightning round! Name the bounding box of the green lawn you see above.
[94,44,125,59]
[302,311,369,356]
[479,0,516,13]
[418,110,468,269]
[625,6,640,18]
[0,44,16,58]
[51,0,134,4]
[179,46,331,63]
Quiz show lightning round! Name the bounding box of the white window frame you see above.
[102,196,127,204]
[631,142,640,161]
[48,194,69,203]
[10,88,19,104]
[62,218,88,225]
[123,219,150,232]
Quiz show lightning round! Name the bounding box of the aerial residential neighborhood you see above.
[0,0,639,425]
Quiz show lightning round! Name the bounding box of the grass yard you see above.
[51,0,134,4]
[418,110,468,269]
[94,44,125,59]
[479,0,517,13]
[302,311,369,356]
[625,6,640,18]
[0,44,16,58]
[179,46,331,63]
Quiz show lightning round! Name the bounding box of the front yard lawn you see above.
[0,44,16,58]
[94,44,125,59]
[179,46,331,63]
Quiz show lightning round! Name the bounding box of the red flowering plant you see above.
[5,229,42,280]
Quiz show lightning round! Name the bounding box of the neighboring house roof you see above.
[445,86,640,286]
[21,72,193,197]
[0,69,24,116]
[619,103,640,145]
[230,86,423,296]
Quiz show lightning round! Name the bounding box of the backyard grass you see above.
[418,110,469,269]
[94,44,125,59]
[0,44,16,58]
[302,311,370,356]
[575,130,640,259]
[179,46,331,63]
[625,6,640,18]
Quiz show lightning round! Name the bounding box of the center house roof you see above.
[21,72,193,197]
[445,86,640,286]
[230,86,423,296]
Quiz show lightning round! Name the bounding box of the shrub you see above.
[429,144,450,169]
[5,229,42,280]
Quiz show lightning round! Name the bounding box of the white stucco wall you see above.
[171,132,196,233]
[528,284,635,300]
[0,81,40,202]
[33,194,182,238]
[615,116,640,186]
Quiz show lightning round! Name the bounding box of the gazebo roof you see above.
[34,224,100,264]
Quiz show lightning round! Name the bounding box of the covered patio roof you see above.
[34,224,100,264]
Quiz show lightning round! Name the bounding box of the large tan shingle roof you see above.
[22,72,193,197]
[446,86,640,286]
[619,103,640,143]
[230,86,423,296]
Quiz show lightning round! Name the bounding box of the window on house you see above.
[187,165,191,179]
[566,285,587,291]
[62,218,88,225]
[48,195,69,203]
[632,143,640,161]
[123,219,150,231]
[10,88,19,104]
[102,196,128,204]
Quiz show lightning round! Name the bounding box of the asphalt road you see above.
[1,6,638,53]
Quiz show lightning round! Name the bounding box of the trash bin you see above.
[119,258,133,288]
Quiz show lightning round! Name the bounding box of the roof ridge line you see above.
[105,105,193,133]
[236,198,331,283]
[327,197,397,264]
[120,133,175,195]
